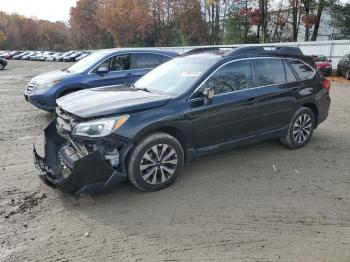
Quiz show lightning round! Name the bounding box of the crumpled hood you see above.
[57,85,172,118]
[30,70,73,83]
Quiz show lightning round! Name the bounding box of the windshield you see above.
[134,57,217,96]
[67,52,106,73]
[315,56,327,62]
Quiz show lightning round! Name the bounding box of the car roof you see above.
[96,48,178,57]
[181,46,314,67]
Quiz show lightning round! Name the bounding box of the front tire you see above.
[127,132,184,191]
[280,107,315,149]
[346,69,350,80]
[0,63,4,70]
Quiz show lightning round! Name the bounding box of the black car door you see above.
[188,60,259,149]
[253,58,296,134]
[254,58,315,134]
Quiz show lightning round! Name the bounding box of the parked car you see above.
[313,55,332,76]
[2,51,22,59]
[33,46,331,195]
[55,51,75,62]
[45,52,62,61]
[336,54,350,79]
[21,51,35,60]
[0,58,7,70]
[63,51,84,62]
[13,51,31,60]
[36,51,55,61]
[75,52,91,61]
[25,49,178,111]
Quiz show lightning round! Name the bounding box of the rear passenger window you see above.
[288,59,314,80]
[133,53,171,69]
[254,58,286,86]
[283,60,297,82]
[198,60,253,96]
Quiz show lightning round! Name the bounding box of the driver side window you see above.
[194,60,253,98]
[97,54,131,72]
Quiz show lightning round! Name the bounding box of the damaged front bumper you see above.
[33,120,128,195]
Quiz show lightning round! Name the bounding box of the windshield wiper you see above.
[61,68,70,73]
[136,87,152,93]
[130,83,152,93]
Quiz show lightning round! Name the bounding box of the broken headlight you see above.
[72,115,129,138]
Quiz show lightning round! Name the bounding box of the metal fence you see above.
[162,39,350,68]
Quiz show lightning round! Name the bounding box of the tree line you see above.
[0,0,349,51]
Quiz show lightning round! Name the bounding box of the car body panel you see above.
[337,54,350,77]
[25,49,177,111]
[33,51,331,195]
[57,85,172,118]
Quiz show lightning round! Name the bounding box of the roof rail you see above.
[225,46,303,56]
[182,47,235,56]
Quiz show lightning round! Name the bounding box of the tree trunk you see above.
[291,0,299,41]
[302,0,311,42]
[311,0,325,41]
[244,0,248,42]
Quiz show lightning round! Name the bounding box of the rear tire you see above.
[336,67,341,76]
[346,69,350,80]
[127,132,184,191]
[280,107,315,149]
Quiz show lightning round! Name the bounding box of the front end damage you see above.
[33,111,131,195]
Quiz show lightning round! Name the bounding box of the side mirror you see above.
[329,59,332,62]
[96,66,109,74]
[203,87,214,105]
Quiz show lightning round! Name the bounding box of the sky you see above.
[0,0,77,22]
[0,0,349,23]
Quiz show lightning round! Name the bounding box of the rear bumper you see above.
[316,91,331,126]
[33,120,126,195]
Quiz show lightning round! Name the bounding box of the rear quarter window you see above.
[254,58,286,86]
[288,59,314,80]
[133,53,172,69]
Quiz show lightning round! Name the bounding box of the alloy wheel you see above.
[140,144,178,185]
[292,114,312,144]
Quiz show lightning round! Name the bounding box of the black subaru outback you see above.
[33,46,331,195]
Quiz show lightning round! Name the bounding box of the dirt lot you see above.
[0,61,350,262]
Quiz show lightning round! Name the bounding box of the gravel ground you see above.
[0,61,350,262]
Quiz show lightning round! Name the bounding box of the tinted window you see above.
[134,53,171,69]
[97,54,131,71]
[110,55,131,71]
[283,60,297,82]
[195,60,253,97]
[254,58,286,86]
[289,59,314,80]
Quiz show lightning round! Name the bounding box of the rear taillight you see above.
[321,79,331,91]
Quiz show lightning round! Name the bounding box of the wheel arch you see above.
[56,85,87,99]
[302,102,319,127]
[125,124,191,167]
